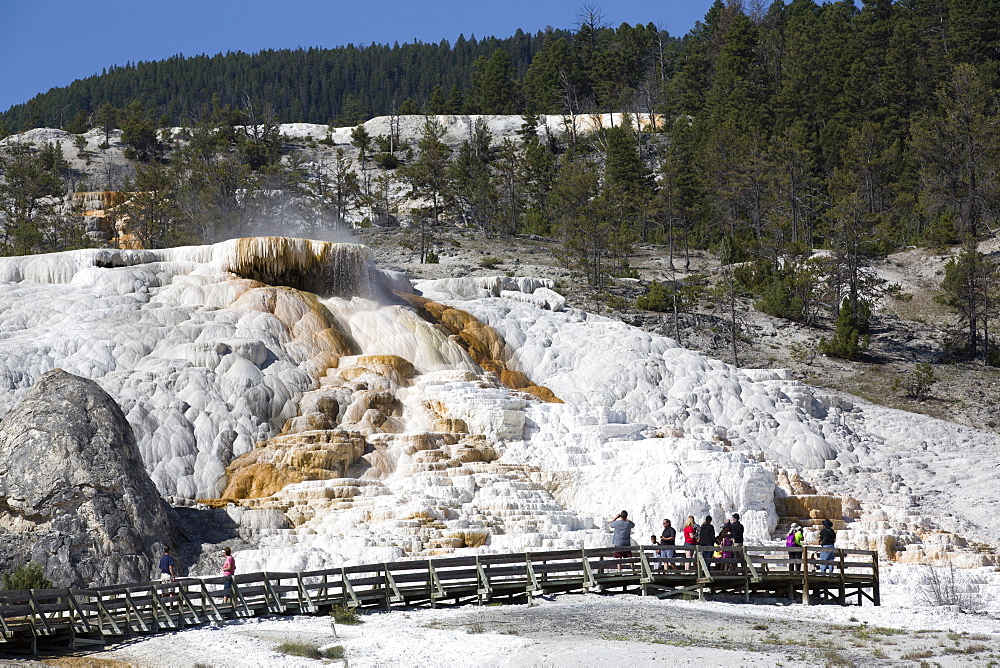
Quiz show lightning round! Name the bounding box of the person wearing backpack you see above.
[786,524,804,572]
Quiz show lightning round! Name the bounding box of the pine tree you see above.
[470,48,519,114]
[94,102,119,147]
[401,117,452,224]
[910,64,1000,241]
[445,85,464,114]
[120,100,161,162]
[428,86,447,114]
[941,241,998,358]
[449,119,495,229]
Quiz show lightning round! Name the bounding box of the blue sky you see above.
[0,0,717,113]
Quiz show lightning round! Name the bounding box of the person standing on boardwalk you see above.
[221,547,236,603]
[609,510,635,571]
[728,513,744,546]
[159,546,175,583]
[698,515,716,569]
[660,518,677,570]
[787,524,804,572]
[682,516,698,569]
[718,520,734,571]
[818,519,837,573]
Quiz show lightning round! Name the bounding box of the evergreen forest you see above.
[2,0,1000,364]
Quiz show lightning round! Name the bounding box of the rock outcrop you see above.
[0,369,174,587]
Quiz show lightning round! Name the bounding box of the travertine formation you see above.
[0,237,996,583]
[0,369,173,586]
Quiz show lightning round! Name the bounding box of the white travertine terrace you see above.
[0,237,998,574]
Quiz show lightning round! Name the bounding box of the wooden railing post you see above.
[427,559,445,606]
[872,552,880,606]
[341,567,359,608]
[581,548,596,592]
[261,572,285,613]
[198,580,223,621]
[384,563,404,605]
[525,552,540,598]
[296,572,315,613]
[801,549,810,605]
[838,550,846,605]
[230,579,252,617]
[475,556,492,604]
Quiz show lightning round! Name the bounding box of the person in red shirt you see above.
[682,515,698,570]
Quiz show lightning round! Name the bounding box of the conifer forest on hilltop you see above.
[1,0,1000,374]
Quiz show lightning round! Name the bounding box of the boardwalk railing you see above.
[0,544,878,654]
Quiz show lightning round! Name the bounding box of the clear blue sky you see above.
[0,0,717,113]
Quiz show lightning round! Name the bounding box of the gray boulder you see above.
[0,369,174,587]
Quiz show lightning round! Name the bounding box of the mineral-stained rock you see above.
[217,430,367,500]
[0,369,174,587]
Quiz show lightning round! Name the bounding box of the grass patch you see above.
[854,625,906,640]
[323,646,345,659]
[330,605,363,625]
[751,623,768,631]
[820,649,853,666]
[275,641,344,660]
[958,644,990,654]
[901,649,935,660]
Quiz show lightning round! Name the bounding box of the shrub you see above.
[598,293,631,311]
[331,605,362,625]
[742,258,821,324]
[917,565,982,611]
[714,234,750,265]
[901,362,936,400]
[479,256,503,269]
[756,275,805,321]
[635,280,700,313]
[613,260,639,279]
[424,250,439,264]
[2,562,52,590]
[788,341,816,365]
[375,152,399,169]
[635,281,671,312]
[987,341,1000,367]
[819,299,871,360]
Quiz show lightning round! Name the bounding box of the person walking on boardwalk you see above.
[609,510,635,571]
[221,547,236,603]
[699,515,716,569]
[817,519,837,573]
[787,524,804,572]
[660,518,677,570]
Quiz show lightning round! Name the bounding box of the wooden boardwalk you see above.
[0,544,878,654]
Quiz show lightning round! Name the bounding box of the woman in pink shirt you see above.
[221,547,236,603]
